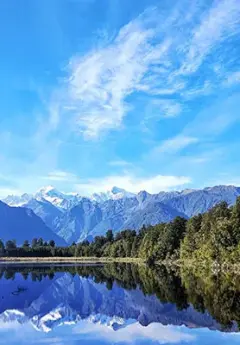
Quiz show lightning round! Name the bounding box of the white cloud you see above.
[179,0,240,75]
[151,136,198,155]
[2,0,240,194]
[0,187,22,199]
[183,92,240,138]
[108,160,132,167]
[145,99,183,119]
[184,157,209,164]
[0,321,21,330]
[206,175,240,188]
[73,320,195,344]
[41,170,78,182]
[224,71,240,86]
[47,0,240,139]
[64,9,173,139]
[74,173,191,195]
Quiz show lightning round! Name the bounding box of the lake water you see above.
[0,263,240,345]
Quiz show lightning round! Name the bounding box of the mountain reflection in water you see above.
[0,263,240,345]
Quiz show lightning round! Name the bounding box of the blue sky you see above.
[1,0,240,197]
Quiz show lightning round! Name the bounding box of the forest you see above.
[1,197,240,266]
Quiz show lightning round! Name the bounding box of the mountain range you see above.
[0,271,233,333]
[1,184,240,244]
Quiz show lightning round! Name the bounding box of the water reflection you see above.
[0,263,240,344]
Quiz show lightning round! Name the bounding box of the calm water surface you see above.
[0,263,240,345]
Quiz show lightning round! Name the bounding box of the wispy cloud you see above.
[144,99,184,121]
[2,0,240,195]
[151,136,198,155]
[74,173,191,194]
[63,8,172,139]
[224,71,240,86]
[206,172,240,188]
[145,91,240,170]
[55,0,240,139]
[183,93,240,138]
[108,160,132,167]
[178,0,240,76]
[40,170,78,182]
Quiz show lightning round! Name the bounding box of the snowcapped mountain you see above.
[0,307,135,333]
[51,185,240,244]
[2,186,134,210]
[1,184,240,244]
[91,186,135,203]
[35,186,82,209]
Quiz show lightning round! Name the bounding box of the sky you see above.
[1,319,240,345]
[1,0,240,197]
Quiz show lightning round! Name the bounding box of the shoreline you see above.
[0,257,143,264]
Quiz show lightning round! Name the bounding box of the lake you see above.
[0,263,240,344]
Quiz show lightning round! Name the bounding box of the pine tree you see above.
[22,240,30,249]
[0,239,5,256]
[231,197,240,244]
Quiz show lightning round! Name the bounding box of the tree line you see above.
[1,197,240,265]
[0,238,74,257]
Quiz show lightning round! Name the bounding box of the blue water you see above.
[0,264,239,345]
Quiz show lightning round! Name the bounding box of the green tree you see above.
[231,197,240,244]
[22,240,30,249]
[38,238,44,247]
[32,238,38,248]
[49,240,55,248]
[5,240,17,250]
[75,244,81,257]
[180,214,202,260]
[106,230,114,242]
[0,239,5,256]
[131,236,139,257]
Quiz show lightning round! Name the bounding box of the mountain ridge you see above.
[1,185,240,244]
[0,201,66,245]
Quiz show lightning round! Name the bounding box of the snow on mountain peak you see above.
[37,185,55,193]
[35,185,135,206]
[36,186,64,198]
[87,314,136,331]
[2,193,33,207]
[31,307,80,333]
[91,187,135,203]
[0,308,136,333]
[2,185,135,209]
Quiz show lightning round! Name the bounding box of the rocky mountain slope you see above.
[24,198,62,230]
